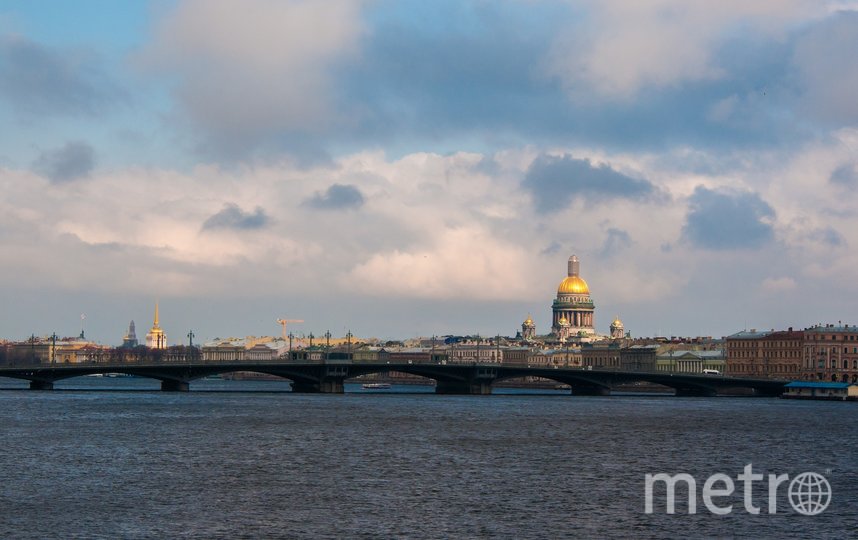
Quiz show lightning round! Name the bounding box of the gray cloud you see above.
[540,241,562,256]
[522,154,658,212]
[600,228,633,257]
[304,184,364,210]
[682,187,775,250]
[0,35,118,116]
[791,11,858,126]
[817,227,845,247]
[202,204,269,231]
[32,141,96,183]
[830,164,858,188]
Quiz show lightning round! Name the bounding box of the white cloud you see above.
[347,225,534,301]
[138,0,365,148]
[548,0,821,100]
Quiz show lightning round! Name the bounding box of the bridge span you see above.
[0,358,786,396]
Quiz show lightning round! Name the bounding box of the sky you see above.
[2,0,858,345]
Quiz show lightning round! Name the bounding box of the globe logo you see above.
[788,472,832,516]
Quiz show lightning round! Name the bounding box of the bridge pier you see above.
[753,387,784,397]
[290,380,344,393]
[674,387,717,397]
[29,380,54,391]
[570,385,611,396]
[161,380,189,392]
[435,380,492,395]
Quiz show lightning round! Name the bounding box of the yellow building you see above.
[145,302,167,349]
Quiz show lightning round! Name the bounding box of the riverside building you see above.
[802,324,858,383]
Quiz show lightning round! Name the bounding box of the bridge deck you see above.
[0,360,788,396]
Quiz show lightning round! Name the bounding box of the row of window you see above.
[809,359,858,369]
[728,364,799,373]
[728,350,800,358]
[808,334,858,341]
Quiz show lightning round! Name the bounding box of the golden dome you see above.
[523,316,534,326]
[558,316,569,325]
[611,317,623,327]
[557,275,590,295]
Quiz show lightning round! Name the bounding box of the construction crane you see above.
[276,318,304,340]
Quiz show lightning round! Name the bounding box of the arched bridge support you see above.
[752,385,785,397]
[161,379,190,392]
[674,386,717,397]
[29,380,54,391]
[291,379,345,394]
[434,366,497,395]
[435,380,492,395]
[570,384,611,396]
[290,364,349,393]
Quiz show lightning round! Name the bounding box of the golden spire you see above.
[154,300,160,329]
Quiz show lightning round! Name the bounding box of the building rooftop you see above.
[805,324,856,333]
[727,330,773,339]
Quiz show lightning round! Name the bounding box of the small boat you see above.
[362,383,392,390]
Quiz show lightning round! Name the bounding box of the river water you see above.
[0,378,855,538]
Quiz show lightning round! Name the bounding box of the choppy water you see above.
[0,378,856,539]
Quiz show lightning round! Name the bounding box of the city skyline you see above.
[2,2,858,343]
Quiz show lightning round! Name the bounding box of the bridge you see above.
[0,357,786,396]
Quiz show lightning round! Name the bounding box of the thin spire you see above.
[154,301,160,328]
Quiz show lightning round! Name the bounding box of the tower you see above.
[122,320,139,348]
[551,255,595,338]
[145,302,167,349]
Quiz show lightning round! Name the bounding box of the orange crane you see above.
[276,318,304,340]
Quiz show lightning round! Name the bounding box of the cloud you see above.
[600,228,632,257]
[521,154,658,212]
[202,203,269,231]
[138,0,364,154]
[304,183,365,210]
[830,163,858,188]
[540,241,562,256]
[816,226,845,247]
[682,186,775,250]
[346,225,532,301]
[791,11,858,126]
[547,1,815,101]
[761,276,796,292]
[0,35,118,116]
[32,141,95,182]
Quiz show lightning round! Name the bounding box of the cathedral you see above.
[521,254,623,342]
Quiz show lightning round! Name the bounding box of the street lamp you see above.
[187,330,195,361]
